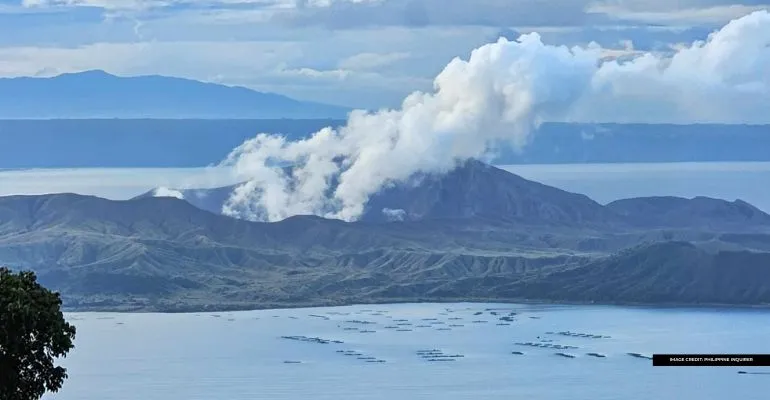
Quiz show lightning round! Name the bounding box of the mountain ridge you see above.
[606,196,770,229]
[2,161,769,311]
[0,71,351,119]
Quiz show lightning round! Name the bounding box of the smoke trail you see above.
[221,11,770,222]
[153,187,184,200]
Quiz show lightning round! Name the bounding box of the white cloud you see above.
[22,0,160,10]
[0,23,489,107]
[0,43,149,77]
[276,0,600,29]
[17,0,770,28]
[590,3,770,25]
[338,52,410,71]
[4,0,769,109]
[278,66,352,80]
[569,10,770,124]
[0,40,300,79]
[20,0,291,11]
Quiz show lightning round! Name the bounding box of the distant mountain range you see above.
[0,71,351,119]
[2,160,769,311]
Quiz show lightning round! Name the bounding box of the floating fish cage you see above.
[554,331,611,339]
[344,320,376,325]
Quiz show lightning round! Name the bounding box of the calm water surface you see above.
[49,303,770,400]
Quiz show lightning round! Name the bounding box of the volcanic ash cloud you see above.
[221,11,770,223]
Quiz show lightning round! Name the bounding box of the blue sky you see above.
[1,0,768,108]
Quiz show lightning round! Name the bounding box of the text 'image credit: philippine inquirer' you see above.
[653,354,770,367]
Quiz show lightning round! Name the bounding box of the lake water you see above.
[50,303,770,400]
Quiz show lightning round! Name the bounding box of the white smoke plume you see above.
[382,208,408,222]
[221,11,770,223]
[153,186,185,200]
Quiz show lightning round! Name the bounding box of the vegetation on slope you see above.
[1,161,769,310]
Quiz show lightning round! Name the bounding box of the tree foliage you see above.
[1,267,76,400]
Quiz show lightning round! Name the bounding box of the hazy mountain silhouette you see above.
[607,196,770,230]
[0,71,350,119]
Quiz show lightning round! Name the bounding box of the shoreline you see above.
[61,297,770,314]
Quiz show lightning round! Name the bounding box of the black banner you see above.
[653,354,770,366]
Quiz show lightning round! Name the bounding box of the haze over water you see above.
[51,303,770,400]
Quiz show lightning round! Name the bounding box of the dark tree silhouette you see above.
[1,267,76,400]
